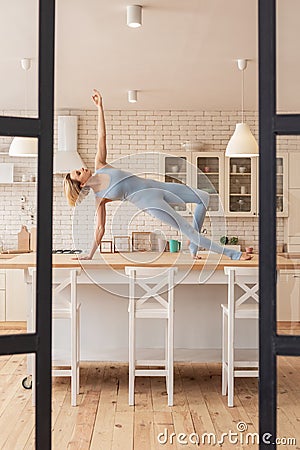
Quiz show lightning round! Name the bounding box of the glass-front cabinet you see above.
[159,151,288,218]
[276,153,288,217]
[191,152,225,216]
[225,157,258,216]
[159,152,192,215]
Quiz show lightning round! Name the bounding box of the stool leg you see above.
[222,310,228,396]
[167,305,174,407]
[71,306,77,407]
[165,320,169,395]
[228,311,234,407]
[76,307,80,394]
[129,303,135,406]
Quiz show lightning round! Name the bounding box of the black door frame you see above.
[259,1,300,448]
[0,1,55,448]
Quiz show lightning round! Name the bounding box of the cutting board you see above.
[30,227,37,252]
[18,225,30,251]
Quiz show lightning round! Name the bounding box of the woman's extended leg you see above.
[149,182,210,257]
[131,189,242,260]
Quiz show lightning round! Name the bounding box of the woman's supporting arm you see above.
[79,200,107,260]
[92,89,107,169]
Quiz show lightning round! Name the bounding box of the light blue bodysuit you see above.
[94,167,242,260]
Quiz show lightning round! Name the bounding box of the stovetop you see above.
[52,249,83,254]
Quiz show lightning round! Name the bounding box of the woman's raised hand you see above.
[92,89,102,107]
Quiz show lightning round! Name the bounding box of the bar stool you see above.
[221,267,259,407]
[29,268,81,406]
[124,266,177,407]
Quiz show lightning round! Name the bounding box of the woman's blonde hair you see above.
[63,173,90,207]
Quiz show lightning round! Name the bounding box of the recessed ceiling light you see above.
[128,90,138,103]
[127,5,142,28]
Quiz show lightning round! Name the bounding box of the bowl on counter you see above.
[181,140,204,151]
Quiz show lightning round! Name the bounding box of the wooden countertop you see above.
[0,251,299,270]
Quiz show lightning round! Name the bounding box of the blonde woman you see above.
[64,90,251,261]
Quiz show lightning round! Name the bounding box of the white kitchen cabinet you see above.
[277,271,300,322]
[159,151,193,216]
[286,152,300,252]
[276,153,288,217]
[160,151,288,219]
[191,152,225,216]
[0,270,5,321]
[5,269,27,321]
[225,157,258,216]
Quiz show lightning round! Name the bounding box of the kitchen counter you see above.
[0,251,260,269]
[0,251,299,270]
[2,251,297,362]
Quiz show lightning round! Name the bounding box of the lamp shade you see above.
[127,5,142,27]
[53,115,86,173]
[9,137,38,157]
[225,123,259,157]
[53,151,86,174]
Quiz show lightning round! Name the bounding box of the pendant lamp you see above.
[225,59,258,157]
[9,58,38,157]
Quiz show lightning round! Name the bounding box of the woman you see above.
[64,89,251,261]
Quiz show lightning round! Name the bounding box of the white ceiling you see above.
[0,0,299,111]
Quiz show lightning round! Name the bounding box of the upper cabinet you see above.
[276,153,288,217]
[159,151,192,215]
[159,151,288,218]
[225,157,258,216]
[191,152,225,216]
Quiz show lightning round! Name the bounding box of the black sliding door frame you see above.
[0,1,55,448]
[259,1,300,448]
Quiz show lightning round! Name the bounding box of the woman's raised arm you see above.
[92,89,107,169]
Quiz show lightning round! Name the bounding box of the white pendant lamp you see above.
[225,59,258,157]
[53,116,86,174]
[128,90,137,103]
[9,58,38,157]
[127,5,142,28]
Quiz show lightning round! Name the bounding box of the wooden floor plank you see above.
[0,338,299,450]
[134,411,156,450]
[90,364,119,450]
[111,410,134,450]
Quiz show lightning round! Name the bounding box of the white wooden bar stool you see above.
[125,266,177,407]
[221,267,259,407]
[29,268,81,406]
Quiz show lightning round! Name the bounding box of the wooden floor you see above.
[0,326,300,449]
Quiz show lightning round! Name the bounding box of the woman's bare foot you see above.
[239,252,253,261]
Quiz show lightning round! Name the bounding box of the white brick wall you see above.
[0,109,293,252]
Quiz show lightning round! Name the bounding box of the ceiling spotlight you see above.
[127,5,142,28]
[128,90,138,103]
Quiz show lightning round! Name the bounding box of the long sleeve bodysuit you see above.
[93,167,242,260]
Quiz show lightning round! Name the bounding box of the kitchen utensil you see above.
[18,225,30,251]
[157,237,166,252]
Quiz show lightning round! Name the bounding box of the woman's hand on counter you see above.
[72,254,93,261]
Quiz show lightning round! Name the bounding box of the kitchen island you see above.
[0,252,296,362]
